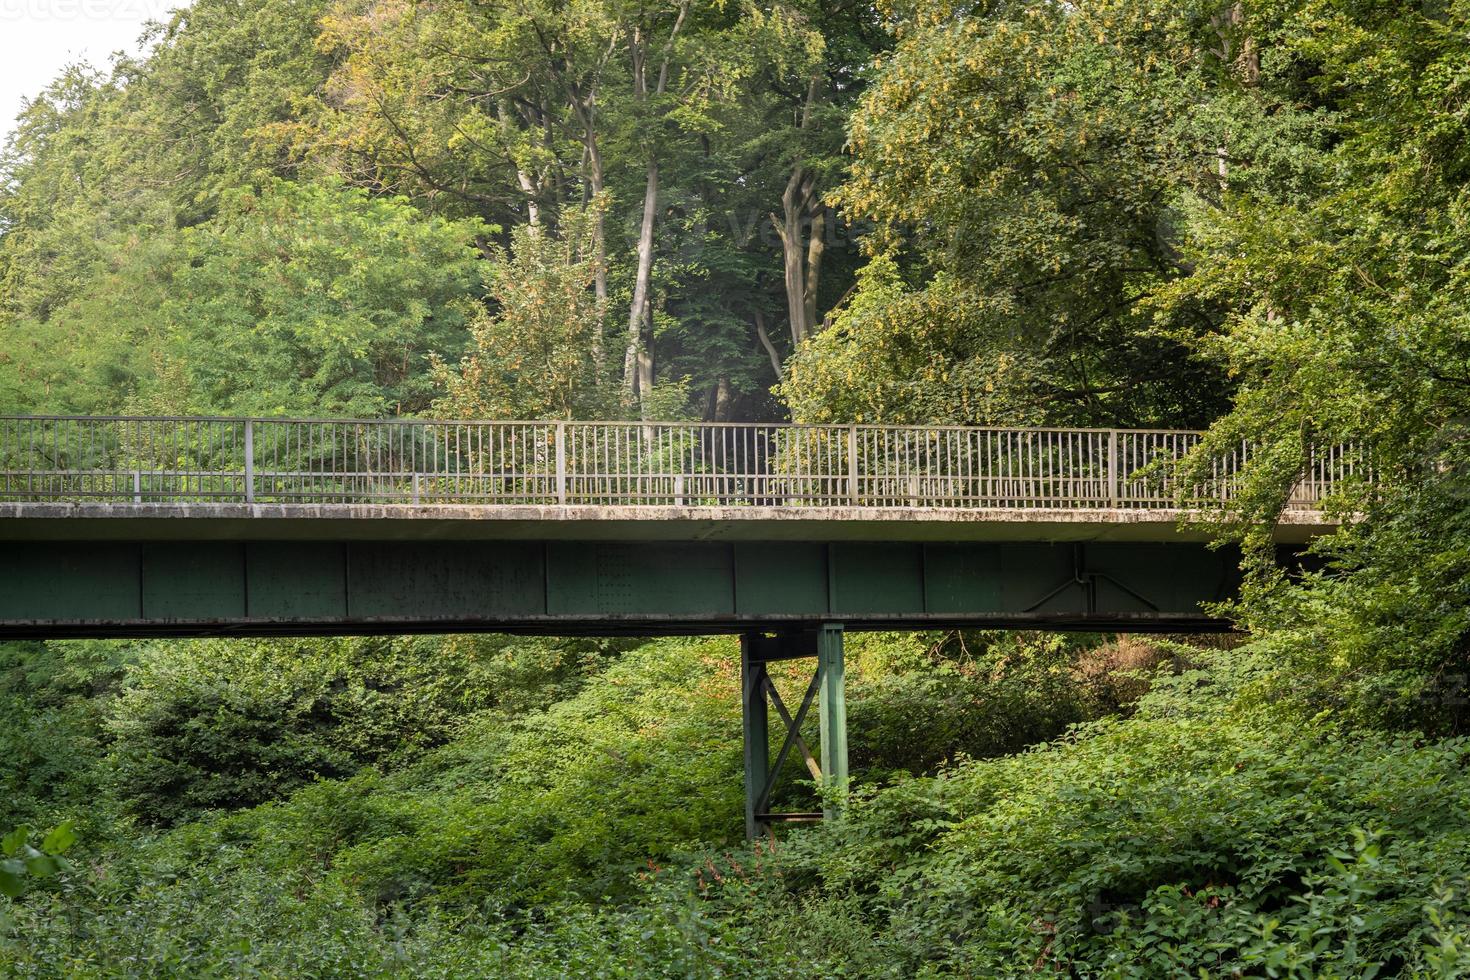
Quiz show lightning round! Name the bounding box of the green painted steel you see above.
[0,539,1244,637]
[740,635,771,841]
[735,631,840,840]
[817,625,847,821]
[0,522,1263,840]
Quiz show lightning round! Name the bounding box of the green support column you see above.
[817,623,847,820]
[740,634,770,840]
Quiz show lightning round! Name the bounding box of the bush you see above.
[107,634,613,826]
[22,632,1457,977]
[735,670,1470,976]
[0,640,135,831]
[846,630,1172,775]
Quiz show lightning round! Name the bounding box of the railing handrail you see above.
[0,414,1208,436]
[0,415,1356,512]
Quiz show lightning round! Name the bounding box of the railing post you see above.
[846,426,859,505]
[132,470,142,504]
[412,472,421,505]
[555,423,567,506]
[244,419,255,504]
[1107,429,1118,507]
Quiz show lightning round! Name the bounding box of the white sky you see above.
[1,0,182,138]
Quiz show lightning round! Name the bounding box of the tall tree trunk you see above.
[498,102,541,232]
[624,154,659,409]
[533,23,612,314]
[776,169,812,346]
[586,145,609,306]
[620,4,687,414]
[773,74,825,347]
[580,127,609,372]
[712,375,731,421]
[516,170,542,231]
[565,81,610,310]
[1210,3,1257,193]
[804,208,825,331]
[774,169,825,347]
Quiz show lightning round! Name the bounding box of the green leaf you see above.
[0,861,25,898]
[0,826,28,858]
[41,822,77,856]
[23,854,59,878]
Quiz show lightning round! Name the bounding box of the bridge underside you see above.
[0,537,1243,638]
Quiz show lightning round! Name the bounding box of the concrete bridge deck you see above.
[0,501,1331,543]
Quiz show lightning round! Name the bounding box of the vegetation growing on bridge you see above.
[6,0,1470,974]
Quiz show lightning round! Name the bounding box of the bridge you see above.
[0,415,1351,835]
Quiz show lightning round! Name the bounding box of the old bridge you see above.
[0,416,1350,834]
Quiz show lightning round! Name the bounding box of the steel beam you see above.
[740,634,771,840]
[740,627,850,837]
[818,624,847,820]
[0,540,1252,638]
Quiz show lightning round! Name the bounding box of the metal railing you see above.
[0,416,1362,510]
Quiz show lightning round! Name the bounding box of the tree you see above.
[434,206,619,421]
[783,0,1234,427]
[310,0,852,420]
[163,180,487,416]
[0,0,337,326]
[1160,0,1470,728]
[1,180,488,416]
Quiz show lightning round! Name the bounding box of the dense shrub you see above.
[7,637,1470,977]
[730,663,1470,977]
[0,640,135,831]
[845,631,1169,775]
[107,634,614,826]
[0,632,1241,975]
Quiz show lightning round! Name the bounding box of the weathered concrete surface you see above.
[0,501,1333,543]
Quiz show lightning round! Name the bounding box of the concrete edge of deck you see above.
[0,501,1335,544]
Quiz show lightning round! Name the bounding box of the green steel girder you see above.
[0,537,1246,637]
[0,539,1244,638]
[0,530,1266,842]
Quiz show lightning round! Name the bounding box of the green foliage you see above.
[0,0,334,365]
[5,636,1470,977]
[158,179,486,416]
[788,0,1231,427]
[0,823,75,904]
[0,641,135,832]
[1,180,487,416]
[720,693,1470,976]
[433,206,619,420]
[846,630,1158,775]
[107,634,610,826]
[1151,0,1470,732]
